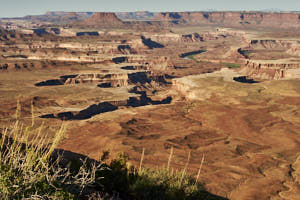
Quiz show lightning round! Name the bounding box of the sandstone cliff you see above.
[154,12,300,29]
[72,12,125,28]
[240,60,300,80]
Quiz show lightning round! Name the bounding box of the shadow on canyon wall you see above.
[233,76,259,84]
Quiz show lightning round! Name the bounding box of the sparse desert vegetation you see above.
[221,63,241,68]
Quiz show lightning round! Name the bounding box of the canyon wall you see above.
[154,12,300,29]
[6,11,300,30]
[71,12,125,28]
[240,60,300,80]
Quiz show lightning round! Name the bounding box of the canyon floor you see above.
[0,15,300,199]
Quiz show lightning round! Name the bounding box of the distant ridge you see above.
[116,11,155,21]
[3,11,93,23]
[2,11,300,30]
[71,12,125,27]
[153,11,300,29]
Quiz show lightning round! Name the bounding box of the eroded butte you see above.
[1,11,300,199]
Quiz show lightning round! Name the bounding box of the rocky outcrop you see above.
[172,68,242,100]
[35,69,172,89]
[237,39,300,59]
[145,32,203,43]
[287,47,300,57]
[0,32,169,63]
[70,73,130,87]
[28,54,108,63]
[38,69,172,120]
[126,56,174,71]
[125,37,164,51]
[240,60,300,80]
[0,60,59,71]
[0,28,28,41]
[286,41,300,56]
[35,71,154,87]
[236,39,300,80]
[143,33,182,43]
[244,39,300,50]
[143,29,246,44]
[111,55,174,71]
[40,92,172,120]
[72,12,125,28]
[1,41,137,63]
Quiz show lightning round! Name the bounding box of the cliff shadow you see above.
[180,49,207,58]
[40,102,118,120]
[40,93,172,121]
[35,79,64,86]
[141,36,165,49]
[233,76,259,84]
[35,75,78,87]
[112,56,127,64]
[52,148,228,200]
[76,32,99,36]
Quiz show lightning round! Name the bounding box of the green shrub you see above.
[96,151,214,200]
[221,62,241,68]
[132,168,205,200]
[96,152,137,198]
[0,164,74,199]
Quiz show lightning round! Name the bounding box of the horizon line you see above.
[2,9,300,19]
